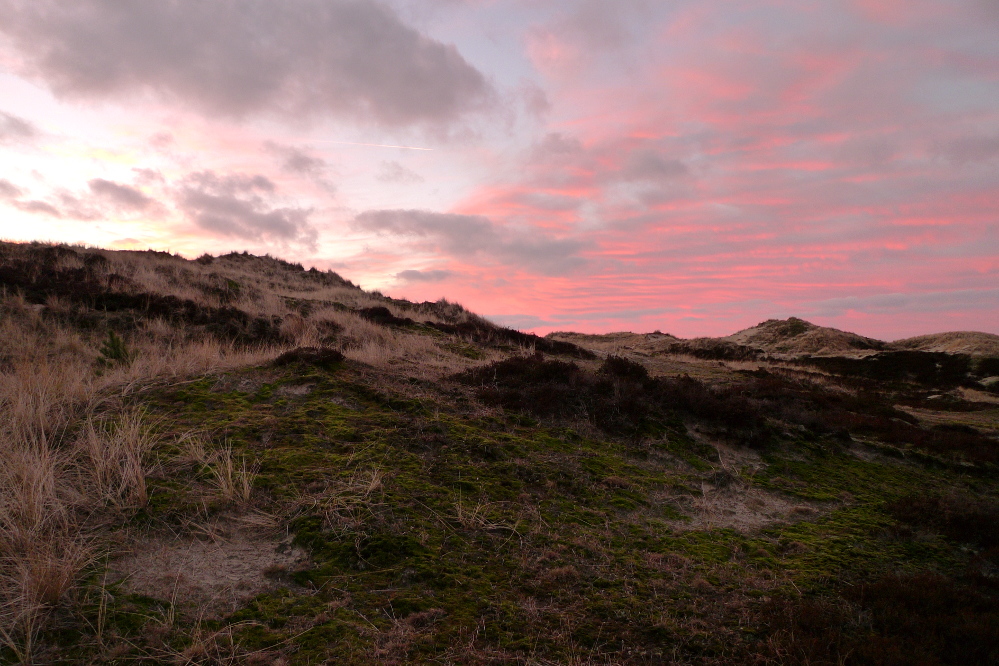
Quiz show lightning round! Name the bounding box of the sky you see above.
[0,0,997,339]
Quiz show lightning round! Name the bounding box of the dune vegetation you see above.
[1,240,997,664]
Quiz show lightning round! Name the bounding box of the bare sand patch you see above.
[665,435,832,532]
[677,485,826,532]
[111,531,310,617]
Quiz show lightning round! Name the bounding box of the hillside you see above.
[721,317,889,357]
[1,241,998,665]
[894,331,999,356]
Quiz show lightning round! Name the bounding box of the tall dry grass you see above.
[0,293,279,661]
[37,242,480,326]
[0,242,496,658]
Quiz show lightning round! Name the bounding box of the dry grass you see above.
[0,290,278,660]
[0,241,497,660]
[205,443,258,506]
[297,306,489,375]
[75,410,158,511]
[38,243,478,326]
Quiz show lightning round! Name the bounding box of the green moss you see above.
[60,361,995,665]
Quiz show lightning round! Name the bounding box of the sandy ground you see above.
[111,528,310,617]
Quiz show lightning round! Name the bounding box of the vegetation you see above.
[0,240,997,664]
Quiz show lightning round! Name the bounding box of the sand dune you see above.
[552,318,999,359]
[893,331,999,356]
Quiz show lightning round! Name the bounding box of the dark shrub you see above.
[428,320,595,359]
[457,354,770,442]
[358,306,415,326]
[806,351,974,387]
[761,572,999,665]
[730,370,999,463]
[663,339,763,361]
[97,330,136,367]
[462,354,589,420]
[0,246,284,345]
[600,355,650,382]
[274,347,345,370]
[889,492,999,548]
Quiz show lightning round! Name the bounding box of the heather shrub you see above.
[761,573,999,665]
[889,492,999,548]
[458,354,770,443]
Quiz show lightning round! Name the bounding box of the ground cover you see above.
[1,242,997,664]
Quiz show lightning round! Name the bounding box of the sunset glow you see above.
[1,0,996,338]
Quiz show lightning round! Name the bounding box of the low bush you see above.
[429,321,595,359]
[736,370,999,463]
[889,492,999,548]
[761,572,999,665]
[273,346,345,370]
[458,354,770,443]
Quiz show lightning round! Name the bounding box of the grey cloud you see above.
[0,179,23,199]
[805,288,999,318]
[937,135,999,163]
[530,132,583,162]
[0,111,38,144]
[396,269,451,282]
[561,0,648,51]
[376,161,424,183]
[177,171,317,247]
[0,0,493,128]
[133,168,164,184]
[149,132,173,148]
[511,192,580,211]
[355,209,493,254]
[89,178,154,210]
[185,171,275,195]
[354,209,588,275]
[2,176,164,220]
[283,152,326,175]
[837,136,897,167]
[620,149,687,183]
[528,0,658,75]
[55,192,102,220]
[266,142,327,176]
[521,82,551,118]
[485,313,553,331]
[14,200,62,217]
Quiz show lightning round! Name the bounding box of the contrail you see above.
[317,140,433,151]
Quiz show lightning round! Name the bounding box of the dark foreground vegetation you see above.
[1,241,998,664]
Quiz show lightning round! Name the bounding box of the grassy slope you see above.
[2,241,998,665]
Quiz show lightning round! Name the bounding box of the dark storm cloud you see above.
[396,269,451,282]
[0,0,493,128]
[354,209,588,275]
[0,111,38,143]
[88,178,155,210]
[177,171,317,247]
[0,179,23,199]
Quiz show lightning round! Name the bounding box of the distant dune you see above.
[893,331,999,356]
[550,318,998,359]
[721,317,888,357]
